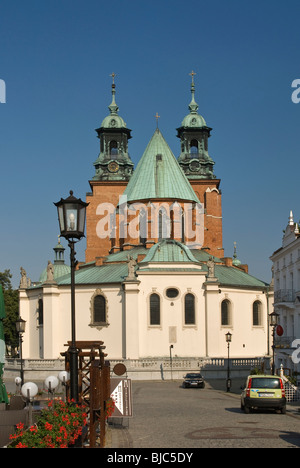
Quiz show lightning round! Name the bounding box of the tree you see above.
[0,270,19,354]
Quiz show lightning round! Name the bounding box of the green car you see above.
[241,375,286,414]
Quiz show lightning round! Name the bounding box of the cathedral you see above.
[18,74,273,377]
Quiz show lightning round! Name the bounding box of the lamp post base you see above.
[69,346,79,402]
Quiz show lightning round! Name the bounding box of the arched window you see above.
[185,294,195,325]
[139,209,147,245]
[158,208,170,240]
[93,295,106,324]
[190,139,199,156]
[221,300,231,326]
[38,299,43,326]
[253,300,262,326]
[181,212,185,243]
[150,293,160,326]
[110,140,118,156]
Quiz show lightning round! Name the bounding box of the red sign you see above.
[276,325,284,337]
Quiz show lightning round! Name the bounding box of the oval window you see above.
[166,288,179,299]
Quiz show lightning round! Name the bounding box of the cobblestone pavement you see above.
[107,380,300,449]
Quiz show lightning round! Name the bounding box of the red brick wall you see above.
[85,178,224,262]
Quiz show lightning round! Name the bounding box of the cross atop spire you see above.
[189,70,196,85]
[108,73,119,115]
[155,112,160,129]
[110,72,117,85]
[188,70,199,114]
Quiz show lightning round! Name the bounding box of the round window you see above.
[166,288,179,299]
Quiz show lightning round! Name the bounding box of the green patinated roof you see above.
[33,238,268,289]
[121,129,200,204]
[104,246,148,263]
[138,268,202,273]
[141,240,199,264]
[43,253,268,289]
[190,249,223,263]
[57,263,129,285]
[212,265,268,289]
[39,264,71,283]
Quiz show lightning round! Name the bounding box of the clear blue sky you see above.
[0,0,300,288]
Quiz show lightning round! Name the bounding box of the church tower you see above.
[85,73,224,263]
[177,72,224,258]
[85,75,134,263]
[92,73,134,181]
[177,71,215,180]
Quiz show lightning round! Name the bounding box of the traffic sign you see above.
[110,378,133,417]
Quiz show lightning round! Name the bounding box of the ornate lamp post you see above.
[54,191,88,402]
[225,331,232,392]
[21,382,38,426]
[269,310,279,375]
[16,317,26,386]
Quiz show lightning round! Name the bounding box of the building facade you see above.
[17,76,273,377]
[270,211,300,375]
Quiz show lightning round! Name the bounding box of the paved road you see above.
[109,380,300,449]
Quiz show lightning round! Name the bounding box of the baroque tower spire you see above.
[92,74,134,181]
[177,72,215,180]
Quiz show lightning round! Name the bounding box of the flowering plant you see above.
[8,399,87,448]
[105,397,115,419]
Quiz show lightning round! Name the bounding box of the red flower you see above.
[45,422,53,431]
[16,422,24,431]
[16,442,28,448]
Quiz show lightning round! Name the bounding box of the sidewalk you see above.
[106,422,133,448]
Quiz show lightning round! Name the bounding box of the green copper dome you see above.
[39,240,71,283]
[39,264,71,283]
[101,114,127,129]
[232,242,242,267]
[181,113,207,128]
[141,240,200,264]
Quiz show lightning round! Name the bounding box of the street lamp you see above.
[269,310,279,375]
[16,317,26,386]
[58,370,70,402]
[45,376,59,402]
[54,191,89,402]
[169,345,174,381]
[21,382,38,426]
[225,332,232,392]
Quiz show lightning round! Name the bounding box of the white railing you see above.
[280,365,300,402]
[110,357,263,371]
[5,357,265,372]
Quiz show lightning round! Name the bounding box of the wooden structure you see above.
[62,341,110,448]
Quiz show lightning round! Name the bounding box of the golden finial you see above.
[110,72,117,85]
[155,112,160,128]
[189,70,196,85]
